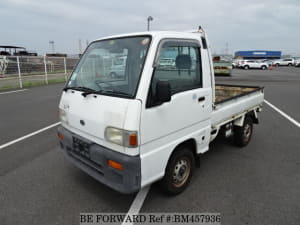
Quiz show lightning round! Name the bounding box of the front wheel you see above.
[261,65,267,70]
[244,65,249,70]
[233,117,253,147]
[160,147,195,195]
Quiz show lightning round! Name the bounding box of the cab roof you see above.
[94,30,204,42]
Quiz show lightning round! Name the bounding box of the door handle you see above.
[198,96,205,102]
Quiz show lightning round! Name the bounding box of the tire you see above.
[261,65,267,70]
[244,65,249,70]
[233,116,253,147]
[275,63,279,67]
[288,63,292,66]
[160,147,195,195]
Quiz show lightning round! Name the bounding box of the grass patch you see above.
[2,70,72,77]
[0,78,66,91]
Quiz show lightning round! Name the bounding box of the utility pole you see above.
[49,40,55,53]
[147,16,153,31]
[225,42,229,55]
[78,39,82,54]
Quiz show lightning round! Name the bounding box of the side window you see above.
[147,41,202,107]
[155,45,201,92]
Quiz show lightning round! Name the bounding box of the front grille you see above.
[68,150,104,175]
[67,137,104,174]
[72,136,90,159]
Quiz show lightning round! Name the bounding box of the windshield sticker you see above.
[141,38,150,45]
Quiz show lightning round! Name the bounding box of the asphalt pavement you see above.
[0,84,63,145]
[0,67,299,225]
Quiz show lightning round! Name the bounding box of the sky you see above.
[1,0,300,55]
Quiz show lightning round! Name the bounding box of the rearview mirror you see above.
[156,81,171,104]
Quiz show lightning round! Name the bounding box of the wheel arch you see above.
[234,110,259,127]
[247,110,259,124]
[166,138,200,170]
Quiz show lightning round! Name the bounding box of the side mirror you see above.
[156,81,171,104]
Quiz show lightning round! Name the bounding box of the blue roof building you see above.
[235,50,281,59]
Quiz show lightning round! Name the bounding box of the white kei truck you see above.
[57,28,264,195]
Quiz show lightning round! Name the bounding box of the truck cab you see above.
[58,29,264,194]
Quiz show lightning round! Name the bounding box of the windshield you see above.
[67,36,151,98]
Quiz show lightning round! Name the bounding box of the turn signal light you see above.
[129,134,138,147]
[104,127,138,148]
[57,132,64,140]
[108,160,123,170]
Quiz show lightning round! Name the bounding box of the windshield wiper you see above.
[64,86,131,98]
[81,90,104,97]
[63,86,108,97]
[102,89,131,97]
[63,86,95,92]
[63,86,102,97]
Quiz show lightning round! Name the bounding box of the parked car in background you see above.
[109,56,127,78]
[295,60,300,67]
[232,61,236,68]
[213,56,232,76]
[232,59,241,68]
[158,58,176,69]
[260,59,273,66]
[235,60,245,68]
[273,58,295,67]
[240,60,269,70]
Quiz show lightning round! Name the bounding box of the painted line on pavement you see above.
[0,122,61,150]
[0,89,28,95]
[264,100,300,128]
[122,185,151,225]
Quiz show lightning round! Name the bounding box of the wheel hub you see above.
[172,159,190,187]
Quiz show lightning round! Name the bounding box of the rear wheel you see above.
[160,147,195,195]
[233,117,253,147]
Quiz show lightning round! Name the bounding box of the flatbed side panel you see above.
[212,90,264,127]
[215,84,264,105]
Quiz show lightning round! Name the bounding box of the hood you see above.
[59,90,133,153]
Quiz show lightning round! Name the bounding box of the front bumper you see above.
[57,126,141,194]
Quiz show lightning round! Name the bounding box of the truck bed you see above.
[215,85,261,104]
[212,84,264,127]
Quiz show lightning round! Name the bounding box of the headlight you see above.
[59,108,68,124]
[105,127,138,148]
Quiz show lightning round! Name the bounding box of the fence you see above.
[0,55,79,90]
